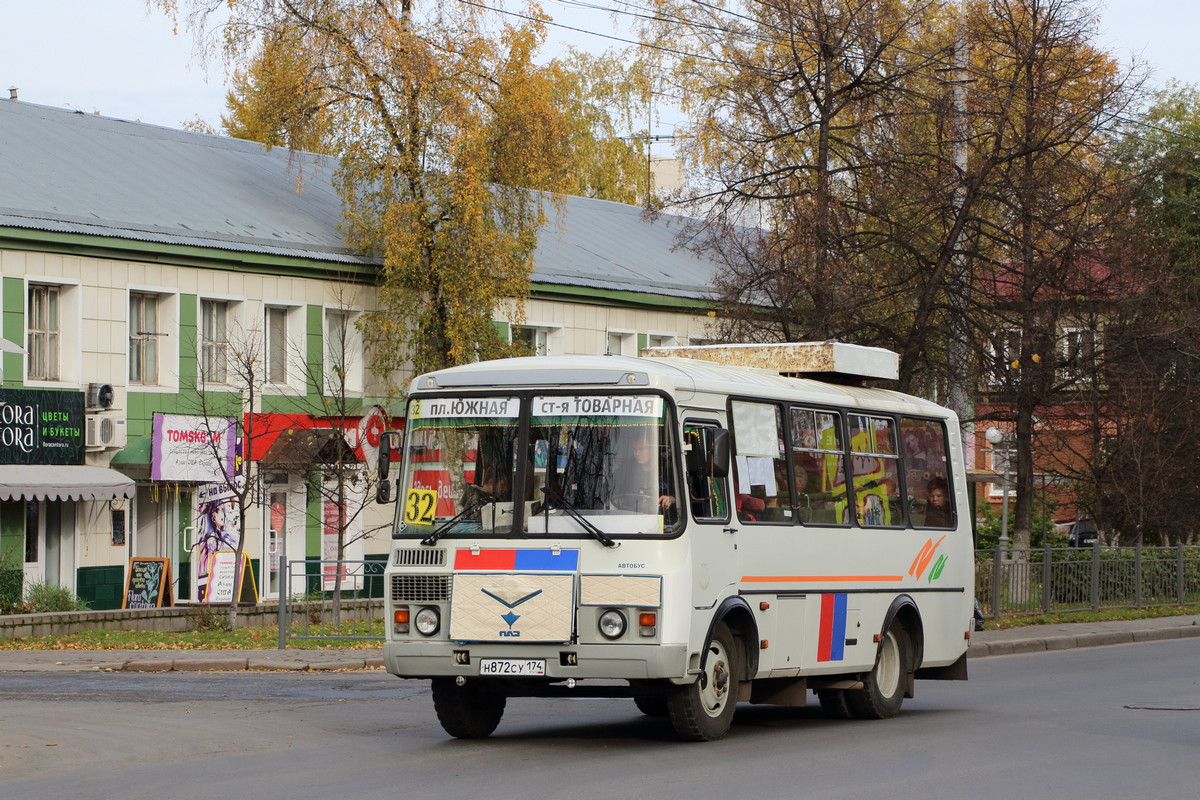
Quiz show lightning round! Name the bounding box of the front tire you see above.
[430,678,507,739]
[667,624,741,741]
[846,624,910,720]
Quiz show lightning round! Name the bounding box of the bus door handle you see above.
[722,527,738,535]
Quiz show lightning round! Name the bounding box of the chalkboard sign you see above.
[123,558,172,609]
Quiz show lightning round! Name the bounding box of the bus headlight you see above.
[598,609,626,640]
[414,606,441,636]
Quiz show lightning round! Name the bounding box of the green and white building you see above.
[0,99,721,609]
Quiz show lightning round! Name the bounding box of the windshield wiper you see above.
[539,488,618,548]
[419,491,495,546]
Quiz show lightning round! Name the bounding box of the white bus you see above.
[380,344,974,741]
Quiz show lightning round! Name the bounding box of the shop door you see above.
[262,477,307,601]
[135,491,181,598]
[23,500,76,591]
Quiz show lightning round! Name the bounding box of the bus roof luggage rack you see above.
[641,341,899,385]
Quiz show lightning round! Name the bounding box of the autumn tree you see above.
[1055,82,1200,545]
[640,0,956,354]
[961,0,1140,553]
[154,0,644,380]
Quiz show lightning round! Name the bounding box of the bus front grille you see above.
[391,574,451,603]
[394,548,447,567]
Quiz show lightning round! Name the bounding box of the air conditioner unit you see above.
[86,412,127,450]
[86,382,115,410]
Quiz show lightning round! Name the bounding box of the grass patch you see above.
[0,621,383,651]
[981,604,1200,630]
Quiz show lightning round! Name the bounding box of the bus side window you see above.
[684,423,729,521]
[902,417,956,529]
[790,408,850,526]
[730,401,788,524]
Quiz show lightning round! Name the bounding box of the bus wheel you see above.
[816,689,853,719]
[846,624,910,720]
[430,677,506,739]
[667,624,740,741]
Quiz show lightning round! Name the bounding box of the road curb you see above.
[967,621,1200,658]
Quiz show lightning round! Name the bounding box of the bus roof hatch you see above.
[641,341,899,384]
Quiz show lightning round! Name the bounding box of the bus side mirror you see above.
[375,431,398,504]
[709,429,730,479]
[378,431,395,481]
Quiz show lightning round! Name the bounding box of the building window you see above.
[607,330,635,356]
[324,308,362,394]
[646,333,677,350]
[129,293,161,385]
[512,325,549,356]
[27,284,60,381]
[265,306,288,385]
[988,328,1022,386]
[1059,327,1096,385]
[201,299,230,383]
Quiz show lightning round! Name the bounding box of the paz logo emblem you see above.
[481,588,542,637]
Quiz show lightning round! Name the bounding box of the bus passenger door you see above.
[683,421,736,607]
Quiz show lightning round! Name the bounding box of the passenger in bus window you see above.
[923,477,954,527]
[614,430,676,514]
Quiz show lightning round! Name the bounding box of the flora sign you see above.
[0,388,84,465]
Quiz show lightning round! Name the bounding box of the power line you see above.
[463,0,1200,160]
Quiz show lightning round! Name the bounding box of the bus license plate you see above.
[479,658,546,677]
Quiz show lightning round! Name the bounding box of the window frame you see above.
[1058,326,1097,386]
[323,306,364,396]
[128,292,162,386]
[26,283,61,381]
[988,328,1022,387]
[199,297,232,385]
[24,277,81,387]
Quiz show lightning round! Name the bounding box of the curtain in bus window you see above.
[732,401,787,523]
[901,417,955,528]
[847,414,902,527]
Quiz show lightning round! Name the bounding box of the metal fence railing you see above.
[278,559,386,646]
[975,545,1200,620]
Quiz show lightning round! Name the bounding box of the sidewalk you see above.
[0,615,1196,672]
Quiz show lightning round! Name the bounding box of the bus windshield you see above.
[398,393,680,539]
[527,394,679,534]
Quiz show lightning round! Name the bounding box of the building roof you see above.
[0,99,718,301]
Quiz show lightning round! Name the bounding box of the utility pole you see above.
[947,9,973,458]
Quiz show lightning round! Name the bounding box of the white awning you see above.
[0,465,136,502]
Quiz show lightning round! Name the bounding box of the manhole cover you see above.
[1124,703,1200,711]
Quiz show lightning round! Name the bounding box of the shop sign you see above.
[0,388,84,465]
[151,413,236,482]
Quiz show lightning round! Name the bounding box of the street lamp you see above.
[984,426,1011,555]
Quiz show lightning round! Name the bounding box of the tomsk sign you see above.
[0,388,85,465]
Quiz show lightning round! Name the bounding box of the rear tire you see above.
[430,677,507,739]
[846,624,910,720]
[667,624,741,741]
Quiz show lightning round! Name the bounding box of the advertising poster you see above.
[151,413,236,482]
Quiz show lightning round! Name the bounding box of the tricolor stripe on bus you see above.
[817,593,848,662]
[454,549,579,571]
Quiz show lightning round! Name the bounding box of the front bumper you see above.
[383,640,689,682]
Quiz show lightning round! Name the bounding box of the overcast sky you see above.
[1,0,1196,132]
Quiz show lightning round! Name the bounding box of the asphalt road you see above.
[2,639,1198,800]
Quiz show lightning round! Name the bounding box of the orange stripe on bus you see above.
[740,575,905,583]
